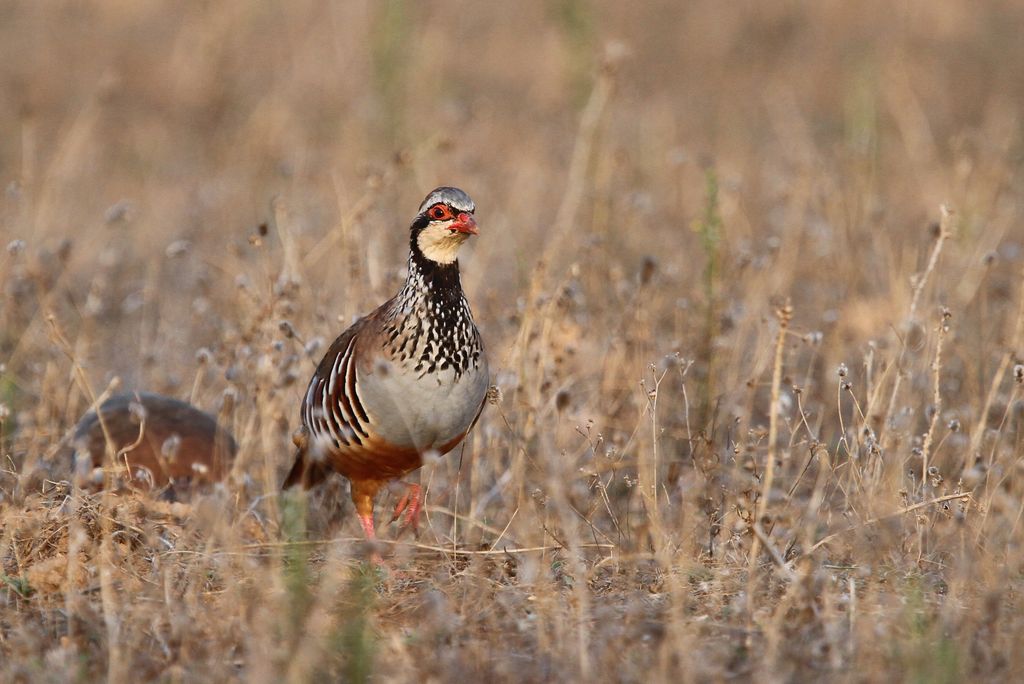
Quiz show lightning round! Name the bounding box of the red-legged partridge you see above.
[68,392,237,495]
[284,186,489,542]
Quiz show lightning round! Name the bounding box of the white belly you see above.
[357,358,488,453]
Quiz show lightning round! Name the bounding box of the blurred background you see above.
[3,1,1024,680]
[3,1,1022,385]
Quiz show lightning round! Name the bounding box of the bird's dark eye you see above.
[430,206,448,220]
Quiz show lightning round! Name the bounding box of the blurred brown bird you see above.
[68,392,237,494]
[284,186,489,542]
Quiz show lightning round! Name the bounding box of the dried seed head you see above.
[221,387,237,412]
[195,347,214,365]
[7,239,26,256]
[776,300,794,321]
[802,331,823,346]
[165,240,191,258]
[837,363,848,378]
[279,320,296,339]
[104,200,134,224]
[128,400,147,423]
[1014,365,1024,384]
[305,337,324,357]
[947,418,961,432]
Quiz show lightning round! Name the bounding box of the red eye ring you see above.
[429,205,449,220]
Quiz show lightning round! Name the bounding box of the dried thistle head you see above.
[128,400,147,424]
[195,347,214,365]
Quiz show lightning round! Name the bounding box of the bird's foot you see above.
[356,512,384,565]
[389,483,422,535]
[357,511,377,540]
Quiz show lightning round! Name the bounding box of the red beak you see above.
[452,212,478,235]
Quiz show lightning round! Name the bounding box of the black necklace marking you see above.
[380,235,483,379]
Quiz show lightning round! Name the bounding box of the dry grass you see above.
[3,1,1024,681]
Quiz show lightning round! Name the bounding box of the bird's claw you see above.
[390,483,422,534]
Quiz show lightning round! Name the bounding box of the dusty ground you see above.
[3,1,1024,681]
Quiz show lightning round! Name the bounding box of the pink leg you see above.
[351,481,385,563]
[356,512,385,566]
[357,512,377,540]
[390,483,423,532]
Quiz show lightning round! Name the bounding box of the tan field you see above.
[3,1,1024,681]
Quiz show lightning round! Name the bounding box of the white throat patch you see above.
[417,224,470,264]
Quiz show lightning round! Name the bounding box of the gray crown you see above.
[418,186,475,215]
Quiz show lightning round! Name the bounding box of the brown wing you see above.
[285,315,381,488]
